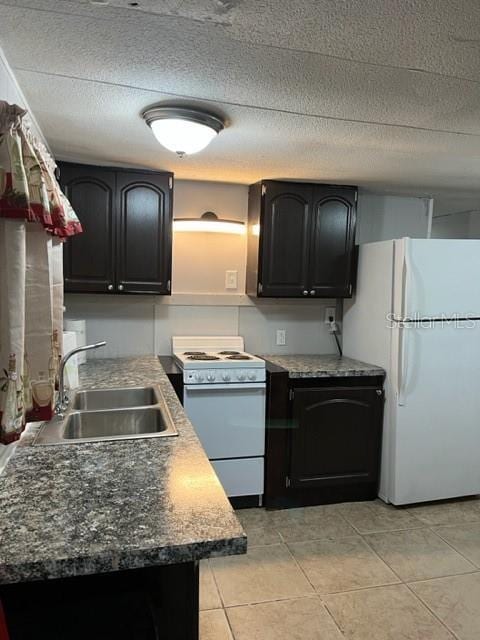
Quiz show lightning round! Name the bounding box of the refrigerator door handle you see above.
[401,239,411,320]
[398,324,409,406]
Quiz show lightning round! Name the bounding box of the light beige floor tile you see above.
[364,528,476,581]
[246,526,282,547]
[337,500,423,534]
[235,508,272,530]
[200,560,222,611]
[210,543,313,606]
[411,572,480,640]
[434,523,480,568]
[277,514,357,543]
[289,536,399,594]
[226,596,344,640]
[200,609,233,640]
[324,584,455,639]
[270,505,342,526]
[236,506,336,531]
[407,498,480,526]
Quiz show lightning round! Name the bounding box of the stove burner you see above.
[187,354,221,361]
[217,351,241,356]
[183,351,206,356]
[227,354,252,360]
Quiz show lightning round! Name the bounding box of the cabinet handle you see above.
[302,290,308,295]
[376,389,383,396]
[118,284,124,291]
[107,284,113,291]
[310,289,315,295]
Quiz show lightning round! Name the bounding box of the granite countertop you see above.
[0,357,246,585]
[263,354,385,378]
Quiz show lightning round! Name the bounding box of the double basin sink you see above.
[34,386,177,445]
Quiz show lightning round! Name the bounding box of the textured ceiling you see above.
[1,0,480,203]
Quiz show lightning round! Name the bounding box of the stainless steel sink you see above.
[72,386,160,410]
[34,385,177,445]
[65,407,177,440]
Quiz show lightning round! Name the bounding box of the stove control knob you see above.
[237,373,246,381]
[206,373,215,382]
[222,373,231,382]
[195,373,204,382]
[247,372,257,381]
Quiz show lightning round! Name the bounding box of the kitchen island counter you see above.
[0,356,246,586]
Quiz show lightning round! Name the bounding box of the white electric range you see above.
[172,336,266,500]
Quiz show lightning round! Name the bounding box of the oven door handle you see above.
[184,383,266,391]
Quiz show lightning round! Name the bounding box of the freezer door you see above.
[390,319,480,504]
[393,238,480,320]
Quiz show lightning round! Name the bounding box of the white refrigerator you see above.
[343,238,480,505]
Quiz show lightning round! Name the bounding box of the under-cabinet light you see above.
[173,212,245,235]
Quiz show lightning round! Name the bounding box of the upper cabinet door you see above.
[60,163,115,293]
[309,186,357,297]
[116,172,172,294]
[260,182,312,297]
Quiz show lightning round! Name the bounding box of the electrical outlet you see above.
[276,329,286,345]
[225,270,238,289]
[324,306,336,323]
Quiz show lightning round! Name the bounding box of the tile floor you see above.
[200,496,480,640]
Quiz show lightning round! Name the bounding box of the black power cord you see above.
[328,315,343,356]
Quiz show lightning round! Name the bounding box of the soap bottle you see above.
[31,370,54,421]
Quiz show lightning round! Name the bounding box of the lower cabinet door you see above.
[290,387,383,489]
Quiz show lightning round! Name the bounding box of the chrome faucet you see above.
[55,342,106,415]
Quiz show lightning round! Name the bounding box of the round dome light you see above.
[142,107,224,157]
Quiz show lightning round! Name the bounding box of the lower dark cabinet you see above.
[289,387,384,490]
[0,562,199,640]
[264,370,384,508]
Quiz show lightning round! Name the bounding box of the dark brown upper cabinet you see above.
[59,162,173,295]
[247,180,357,298]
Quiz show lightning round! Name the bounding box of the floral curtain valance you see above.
[0,100,82,237]
[0,101,81,445]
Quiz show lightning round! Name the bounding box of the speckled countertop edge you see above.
[0,356,246,585]
[262,354,385,378]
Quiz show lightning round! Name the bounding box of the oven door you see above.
[183,383,266,459]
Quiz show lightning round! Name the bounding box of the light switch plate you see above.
[276,329,286,345]
[225,270,238,289]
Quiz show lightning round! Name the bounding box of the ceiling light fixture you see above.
[142,106,224,157]
[173,211,245,235]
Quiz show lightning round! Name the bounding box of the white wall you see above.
[64,295,339,357]
[172,181,248,293]
[431,211,480,239]
[64,179,340,358]
[5,46,473,360]
[356,192,430,244]
[175,186,433,293]
[431,213,471,239]
[64,185,438,358]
